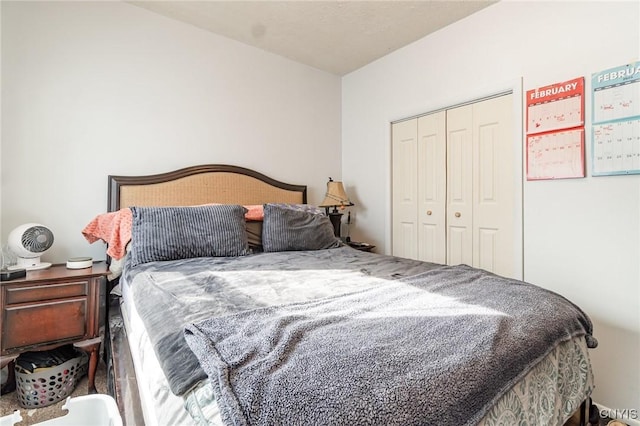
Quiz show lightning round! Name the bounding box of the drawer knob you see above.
[426,210,432,216]
[455,212,461,218]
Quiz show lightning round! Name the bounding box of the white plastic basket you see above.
[15,352,88,408]
[0,395,122,426]
[0,411,22,426]
[34,394,123,426]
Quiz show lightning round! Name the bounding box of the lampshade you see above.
[319,179,354,209]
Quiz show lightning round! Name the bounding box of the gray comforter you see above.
[183,263,595,426]
[121,246,440,395]
[122,247,596,425]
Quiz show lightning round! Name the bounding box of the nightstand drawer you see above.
[3,298,87,351]
[5,281,88,305]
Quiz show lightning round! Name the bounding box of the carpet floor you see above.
[0,360,108,425]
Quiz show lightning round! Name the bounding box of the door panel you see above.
[478,126,497,202]
[446,104,473,267]
[472,94,516,278]
[417,112,446,264]
[478,227,497,272]
[447,226,468,266]
[392,119,418,259]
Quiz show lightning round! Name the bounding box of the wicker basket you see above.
[15,352,88,408]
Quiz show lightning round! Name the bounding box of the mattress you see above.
[120,278,200,426]
[118,247,595,426]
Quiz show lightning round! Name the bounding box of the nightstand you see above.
[0,262,108,393]
[348,241,376,252]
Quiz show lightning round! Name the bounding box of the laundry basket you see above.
[0,411,22,426]
[15,350,88,408]
[34,395,122,426]
[0,395,122,426]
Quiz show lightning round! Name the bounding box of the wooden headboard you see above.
[107,164,307,212]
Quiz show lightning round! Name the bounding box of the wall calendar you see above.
[526,77,585,180]
[591,61,640,176]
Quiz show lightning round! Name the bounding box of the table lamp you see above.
[319,178,354,237]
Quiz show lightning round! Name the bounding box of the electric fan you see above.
[7,223,54,270]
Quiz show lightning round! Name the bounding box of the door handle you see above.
[426,210,432,216]
[455,212,461,218]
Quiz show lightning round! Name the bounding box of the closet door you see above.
[446,105,474,267]
[417,112,446,264]
[392,119,418,259]
[472,94,515,277]
[446,94,516,278]
[392,113,446,263]
[392,93,518,278]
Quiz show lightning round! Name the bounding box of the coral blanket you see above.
[82,208,132,260]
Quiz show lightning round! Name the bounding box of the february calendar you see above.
[526,77,585,180]
[527,77,584,134]
[592,61,640,176]
[527,129,585,180]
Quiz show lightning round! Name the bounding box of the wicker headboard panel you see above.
[107,165,307,212]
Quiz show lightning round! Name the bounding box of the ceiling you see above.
[129,1,497,76]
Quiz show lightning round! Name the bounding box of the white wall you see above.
[1,1,341,263]
[343,0,639,416]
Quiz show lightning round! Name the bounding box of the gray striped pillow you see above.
[262,203,341,252]
[129,205,250,267]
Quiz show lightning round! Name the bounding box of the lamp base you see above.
[327,211,342,237]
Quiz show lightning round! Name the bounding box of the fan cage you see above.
[20,226,54,255]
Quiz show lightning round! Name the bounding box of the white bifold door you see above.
[392,94,520,279]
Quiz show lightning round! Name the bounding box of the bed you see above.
[93,164,597,426]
